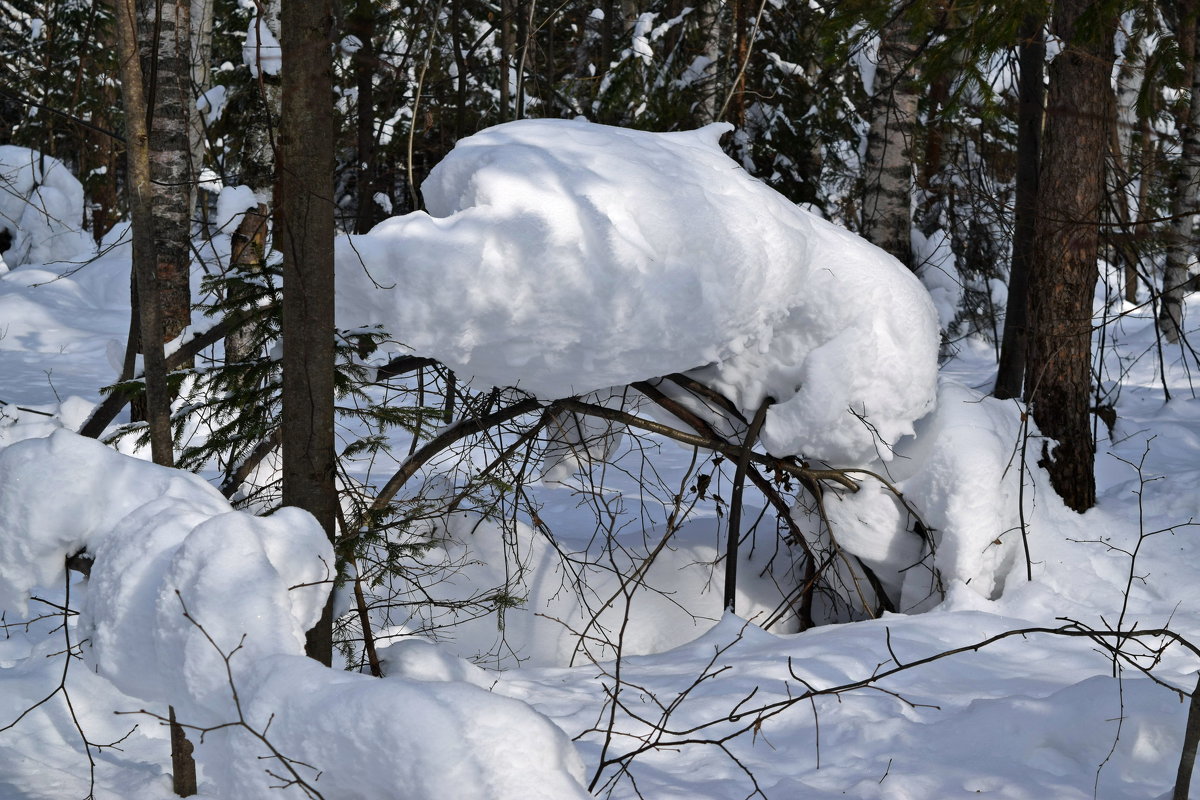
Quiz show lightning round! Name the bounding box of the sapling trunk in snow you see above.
[862,9,918,268]
[1162,5,1200,343]
[1023,0,1115,512]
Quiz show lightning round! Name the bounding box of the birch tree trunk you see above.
[693,0,724,124]
[138,0,192,344]
[115,0,196,792]
[1162,4,1200,343]
[189,0,214,223]
[861,9,918,268]
[1023,0,1115,513]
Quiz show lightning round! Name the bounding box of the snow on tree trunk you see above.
[225,0,280,365]
[1162,6,1200,343]
[862,10,918,269]
[1023,0,1115,513]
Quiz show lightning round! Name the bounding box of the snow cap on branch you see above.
[337,118,939,464]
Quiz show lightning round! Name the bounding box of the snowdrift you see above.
[0,431,591,799]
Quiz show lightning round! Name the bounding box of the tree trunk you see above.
[225,0,280,365]
[349,0,381,234]
[1023,0,1115,513]
[500,0,516,121]
[116,0,173,469]
[224,202,271,364]
[189,0,215,225]
[138,0,192,344]
[1162,3,1200,343]
[115,0,195,792]
[994,13,1045,400]
[279,0,338,667]
[862,8,918,268]
[693,0,723,125]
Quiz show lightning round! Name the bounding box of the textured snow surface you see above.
[0,431,590,799]
[337,118,939,464]
[383,511,803,669]
[5,119,1200,800]
[0,146,94,268]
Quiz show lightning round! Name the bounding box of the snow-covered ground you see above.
[2,122,1200,799]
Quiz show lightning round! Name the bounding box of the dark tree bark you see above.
[115,0,173,470]
[279,0,338,667]
[994,13,1045,400]
[349,0,382,234]
[1023,0,1115,512]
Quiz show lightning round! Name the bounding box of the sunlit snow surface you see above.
[337,119,939,464]
[1,124,1200,800]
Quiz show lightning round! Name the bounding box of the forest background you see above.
[4,0,1200,797]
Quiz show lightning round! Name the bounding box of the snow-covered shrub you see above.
[336,118,939,467]
[0,146,94,268]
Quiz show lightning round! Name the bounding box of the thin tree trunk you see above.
[994,13,1045,400]
[1023,0,1115,513]
[116,0,173,470]
[1174,672,1200,800]
[862,8,918,268]
[500,0,515,121]
[189,0,214,225]
[1162,3,1200,343]
[349,0,380,234]
[279,0,338,667]
[225,0,280,364]
[693,0,722,125]
[224,201,271,363]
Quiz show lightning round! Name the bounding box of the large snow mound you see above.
[336,118,939,465]
[0,431,592,799]
[0,146,94,268]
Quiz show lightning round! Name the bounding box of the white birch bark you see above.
[188,0,214,218]
[138,0,193,342]
[1162,10,1200,343]
[861,10,918,268]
